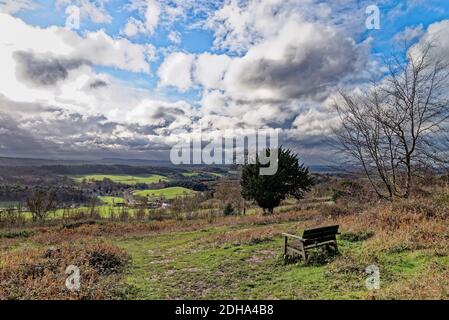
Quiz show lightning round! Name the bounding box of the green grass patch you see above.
[99,196,126,205]
[133,187,196,199]
[182,172,201,177]
[114,219,449,300]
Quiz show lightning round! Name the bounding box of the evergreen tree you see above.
[241,147,314,214]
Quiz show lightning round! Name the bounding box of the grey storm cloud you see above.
[0,96,170,158]
[147,105,189,128]
[225,24,369,103]
[13,51,89,86]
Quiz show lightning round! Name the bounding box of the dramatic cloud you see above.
[0,95,173,158]
[411,19,449,60]
[0,14,154,74]
[14,51,88,86]
[1,0,447,163]
[223,21,368,103]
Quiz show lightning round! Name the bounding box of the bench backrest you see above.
[302,225,339,243]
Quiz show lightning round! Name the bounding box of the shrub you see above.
[319,203,350,217]
[223,203,235,216]
[0,241,130,300]
[0,229,34,239]
[85,243,129,275]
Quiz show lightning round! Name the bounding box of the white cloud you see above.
[411,20,449,61]
[0,0,36,14]
[222,20,367,103]
[157,52,195,91]
[56,0,112,24]
[122,16,144,37]
[193,53,231,89]
[200,90,228,115]
[292,108,338,137]
[205,0,372,54]
[168,30,181,44]
[0,13,170,133]
[394,24,425,43]
[0,13,153,76]
[122,0,161,36]
[144,0,160,34]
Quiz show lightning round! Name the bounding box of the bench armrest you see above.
[282,233,305,242]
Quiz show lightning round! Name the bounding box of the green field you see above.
[133,187,197,199]
[99,196,126,205]
[182,172,223,177]
[182,172,201,177]
[71,174,168,185]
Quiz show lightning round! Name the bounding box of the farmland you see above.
[133,187,197,199]
[71,174,168,185]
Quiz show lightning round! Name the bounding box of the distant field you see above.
[133,187,196,199]
[99,196,126,205]
[71,174,168,185]
[182,172,223,177]
[208,172,223,177]
[182,172,200,177]
[0,201,21,209]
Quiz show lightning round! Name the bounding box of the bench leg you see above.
[300,242,307,261]
[284,236,288,256]
[333,241,339,254]
[326,242,338,254]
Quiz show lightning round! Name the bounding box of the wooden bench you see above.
[282,225,340,260]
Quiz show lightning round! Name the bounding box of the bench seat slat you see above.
[303,226,339,238]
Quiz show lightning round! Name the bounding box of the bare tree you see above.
[334,43,449,199]
[26,190,57,221]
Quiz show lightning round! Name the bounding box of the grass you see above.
[99,196,126,205]
[2,193,449,299]
[117,218,447,299]
[182,172,223,178]
[133,187,197,199]
[71,174,168,185]
[182,172,200,177]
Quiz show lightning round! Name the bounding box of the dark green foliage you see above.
[223,203,235,216]
[240,147,314,214]
[165,180,209,192]
[0,230,34,239]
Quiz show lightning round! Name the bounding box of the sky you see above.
[0,0,449,165]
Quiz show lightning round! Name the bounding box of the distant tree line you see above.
[0,185,93,204]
